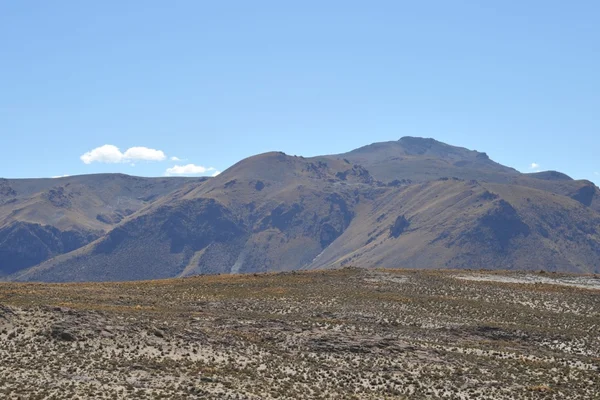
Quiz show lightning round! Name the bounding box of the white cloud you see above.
[211,170,221,177]
[165,164,216,176]
[123,147,166,162]
[80,145,166,164]
[170,156,181,161]
[530,163,540,170]
[51,175,70,178]
[80,145,123,164]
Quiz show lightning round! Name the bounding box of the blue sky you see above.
[1,1,598,183]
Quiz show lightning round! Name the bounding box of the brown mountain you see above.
[0,174,206,276]
[332,136,519,183]
[3,137,600,282]
[332,137,600,212]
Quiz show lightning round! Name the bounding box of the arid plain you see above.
[1,267,599,399]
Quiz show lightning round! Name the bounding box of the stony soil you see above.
[1,268,599,399]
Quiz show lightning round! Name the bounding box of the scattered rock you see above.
[152,328,165,338]
[50,325,78,341]
[0,304,14,320]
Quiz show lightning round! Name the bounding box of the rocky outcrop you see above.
[570,184,596,207]
[463,200,530,252]
[389,215,410,238]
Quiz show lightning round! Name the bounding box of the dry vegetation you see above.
[1,267,599,399]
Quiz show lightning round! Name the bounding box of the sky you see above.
[1,1,599,183]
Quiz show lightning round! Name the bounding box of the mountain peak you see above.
[397,137,452,156]
[335,137,517,183]
[398,136,442,145]
[397,136,489,158]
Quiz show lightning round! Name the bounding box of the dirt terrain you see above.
[1,268,599,399]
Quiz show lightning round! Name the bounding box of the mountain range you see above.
[2,137,599,282]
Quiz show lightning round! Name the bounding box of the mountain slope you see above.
[0,174,206,276]
[13,154,374,281]
[310,179,600,273]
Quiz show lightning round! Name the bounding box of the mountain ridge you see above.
[2,137,599,281]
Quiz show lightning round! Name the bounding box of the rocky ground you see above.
[0,268,599,399]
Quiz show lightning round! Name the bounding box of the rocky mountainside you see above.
[3,137,600,282]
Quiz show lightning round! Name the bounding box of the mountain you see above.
[332,137,600,212]
[332,136,519,183]
[0,174,206,276]
[3,137,600,282]
[12,154,373,281]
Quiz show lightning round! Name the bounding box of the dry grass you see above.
[1,267,599,399]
